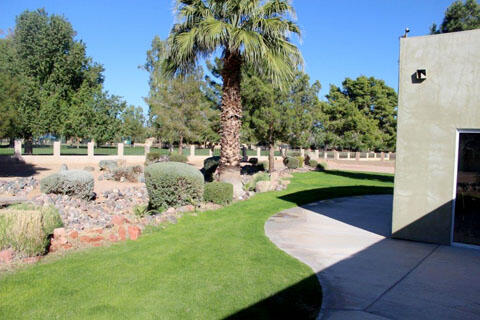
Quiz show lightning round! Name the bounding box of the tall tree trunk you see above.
[179,136,183,154]
[219,50,242,171]
[269,142,275,173]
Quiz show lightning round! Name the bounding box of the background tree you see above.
[317,76,397,152]
[165,0,302,172]
[431,0,480,34]
[121,106,146,144]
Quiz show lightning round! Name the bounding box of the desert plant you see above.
[132,204,157,217]
[284,157,299,169]
[40,170,94,199]
[204,182,233,205]
[99,160,118,172]
[0,206,63,256]
[168,152,188,163]
[145,162,204,210]
[316,162,328,171]
[245,172,270,191]
[308,159,318,168]
[112,165,143,182]
[202,156,220,182]
[258,161,269,172]
[145,151,168,166]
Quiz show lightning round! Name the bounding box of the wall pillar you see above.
[334,150,339,160]
[314,149,319,159]
[117,143,124,157]
[14,140,22,156]
[347,152,351,159]
[87,142,94,158]
[53,141,61,157]
[208,149,213,157]
[381,152,385,161]
[300,148,305,157]
[145,144,151,155]
[355,152,360,161]
[324,150,328,160]
[257,147,261,158]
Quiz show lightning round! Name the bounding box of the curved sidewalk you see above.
[265,195,480,320]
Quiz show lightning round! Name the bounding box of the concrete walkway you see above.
[265,195,480,320]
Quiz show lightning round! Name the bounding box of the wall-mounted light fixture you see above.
[416,69,427,80]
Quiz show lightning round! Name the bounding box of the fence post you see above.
[381,152,385,161]
[324,150,328,160]
[88,141,94,158]
[117,143,124,157]
[190,145,195,157]
[347,152,351,159]
[53,141,61,157]
[314,149,319,159]
[365,152,369,159]
[257,147,261,158]
[209,149,213,157]
[300,148,305,157]
[334,150,339,160]
[14,140,22,156]
[355,152,360,161]
[145,144,151,155]
[387,152,391,160]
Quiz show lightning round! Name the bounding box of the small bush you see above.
[133,204,155,217]
[297,156,304,168]
[0,206,63,256]
[245,172,270,191]
[284,157,299,169]
[308,159,318,168]
[112,166,142,182]
[99,160,118,172]
[168,152,188,163]
[202,156,220,182]
[145,162,204,210]
[258,161,269,172]
[316,162,327,171]
[204,182,233,205]
[40,170,94,199]
[145,151,168,166]
[248,157,258,165]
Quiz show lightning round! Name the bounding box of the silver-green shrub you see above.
[99,160,118,171]
[145,162,204,210]
[40,170,94,199]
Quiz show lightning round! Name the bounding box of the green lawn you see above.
[0,171,393,319]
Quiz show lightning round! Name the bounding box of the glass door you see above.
[454,132,480,246]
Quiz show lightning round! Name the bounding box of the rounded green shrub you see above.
[284,157,299,169]
[40,170,94,199]
[204,182,233,205]
[296,156,304,168]
[308,159,318,168]
[168,152,188,163]
[202,156,220,182]
[245,172,270,191]
[145,162,204,210]
[316,162,327,171]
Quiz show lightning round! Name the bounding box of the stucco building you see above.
[392,29,480,246]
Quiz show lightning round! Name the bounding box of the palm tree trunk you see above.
[219,50,242,170]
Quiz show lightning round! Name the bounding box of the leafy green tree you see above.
[11,9,103,144]
[165,0,302,171]
[431,0,480,34]
[121,106,146,144]
[318,76,397,152]
[242,70,320,171]
[144,36,216,152]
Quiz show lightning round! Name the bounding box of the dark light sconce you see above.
[416,69,427,80]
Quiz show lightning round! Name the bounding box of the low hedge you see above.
[40,170,94,199]
[145,162,204,210]
[0,205,63,256]
[284,156,300,169]
[204,182,233,205]
[308,159,318,168]
[168,152,188,163]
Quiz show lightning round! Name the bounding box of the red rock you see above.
[118,226,126,241]
[69,230,79,239]
[91,228,103,234]
[53,227,66,238]
[128,225,141,240]
[79,235,104,243]
[23,256,41,264]
[61,243,73,250]
[112,215,125,226]
[0,249,15,263]
[92,243,102,247]
[109,234,119,242]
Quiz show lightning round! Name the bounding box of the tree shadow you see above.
[0,156,48,177]
[324,170,394,183]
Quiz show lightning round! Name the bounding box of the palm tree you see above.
[165,0,302,172]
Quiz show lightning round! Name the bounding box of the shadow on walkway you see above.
[0,156,48,178]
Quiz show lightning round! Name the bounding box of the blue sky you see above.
[0,1,452,112]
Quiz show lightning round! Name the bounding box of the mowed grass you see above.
[0,171,393,319]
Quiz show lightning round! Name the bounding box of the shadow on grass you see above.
[225,274,322,320]
[325,170,394,183]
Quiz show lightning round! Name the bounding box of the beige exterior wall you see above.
[392,29,480,244]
